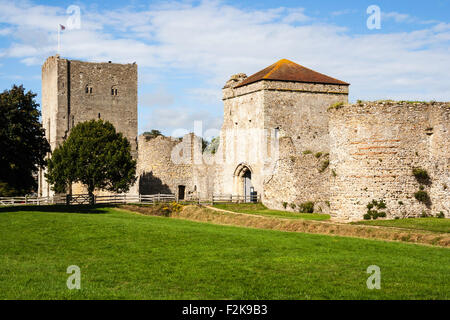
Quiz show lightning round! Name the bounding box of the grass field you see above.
[213,203,330,221]
[354,218,450,233]
[0,205,449,299]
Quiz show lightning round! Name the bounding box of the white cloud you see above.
[0,27,13,36]
[140,106,222,137]
[382,11,415,23]
[331,9,357,16]
[187,88,222,105]
[0,0,448,112]
[282,8,310,23]
[140,87,175,107]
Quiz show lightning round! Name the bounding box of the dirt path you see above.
[120,205,450,248]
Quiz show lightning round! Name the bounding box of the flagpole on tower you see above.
[57,25,61,53]
[57,24,65,54]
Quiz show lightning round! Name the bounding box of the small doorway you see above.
[178,185,186,200]
[233,164,255,203]
[243,170,252,202]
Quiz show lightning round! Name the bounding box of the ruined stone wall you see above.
[263,136,331,213]
[329,102,450,221]
[137,134,200,198]
[193,154,218,199]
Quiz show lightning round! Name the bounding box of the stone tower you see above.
[39,55,138,197]
[216,59,349,205]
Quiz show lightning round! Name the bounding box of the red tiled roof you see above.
[235,59,349,88]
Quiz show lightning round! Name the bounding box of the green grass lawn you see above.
[354,218,450,234]
[0,205,449,299]
[213,203,330,221]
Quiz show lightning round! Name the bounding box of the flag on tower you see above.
[57,25,66,53]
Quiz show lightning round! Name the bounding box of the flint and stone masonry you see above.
[39,55,138,197]
[39,56,449,220]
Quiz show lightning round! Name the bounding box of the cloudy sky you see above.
[0,0,449,136]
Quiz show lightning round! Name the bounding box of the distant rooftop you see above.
[235,59,349,88]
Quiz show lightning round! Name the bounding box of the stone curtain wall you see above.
[137,134,197,198]
[329,102,450,221]
[262,136,331,213]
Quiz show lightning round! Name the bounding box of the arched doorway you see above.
[233,164,254,202]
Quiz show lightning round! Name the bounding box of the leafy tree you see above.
[143,129,163,140]
[46,120,136,202]
[204,136,219,154]
[201,138,209,152]
[0,85,50,196]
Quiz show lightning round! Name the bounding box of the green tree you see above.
[143,129,163,140]
[0,85,50,196]
[46,120,136,202]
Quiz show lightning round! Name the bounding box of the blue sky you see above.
[0,0,449,137]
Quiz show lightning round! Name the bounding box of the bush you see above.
[436,212,445,219]
[298,201,314,213]
[414,190,430,204]
[328,101,345,111]
[315,152,323,158]
[412,168,430,184]
[290,203,296,210]
[282,202,288,209]
[365,199,388,220]
[161,202,183,217]
[303,150,312,155]
[377,200,387,209]
[143,129,163,141]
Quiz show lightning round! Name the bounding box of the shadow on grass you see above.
[0,204,115,214]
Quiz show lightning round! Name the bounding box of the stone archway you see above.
[233,163,253,202]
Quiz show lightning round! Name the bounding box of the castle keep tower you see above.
[39,55,138,197]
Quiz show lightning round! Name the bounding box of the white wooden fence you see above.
[0,196,66,206]
[0,194,176,206]
[185,194,261,205]
[0,193,260,207]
